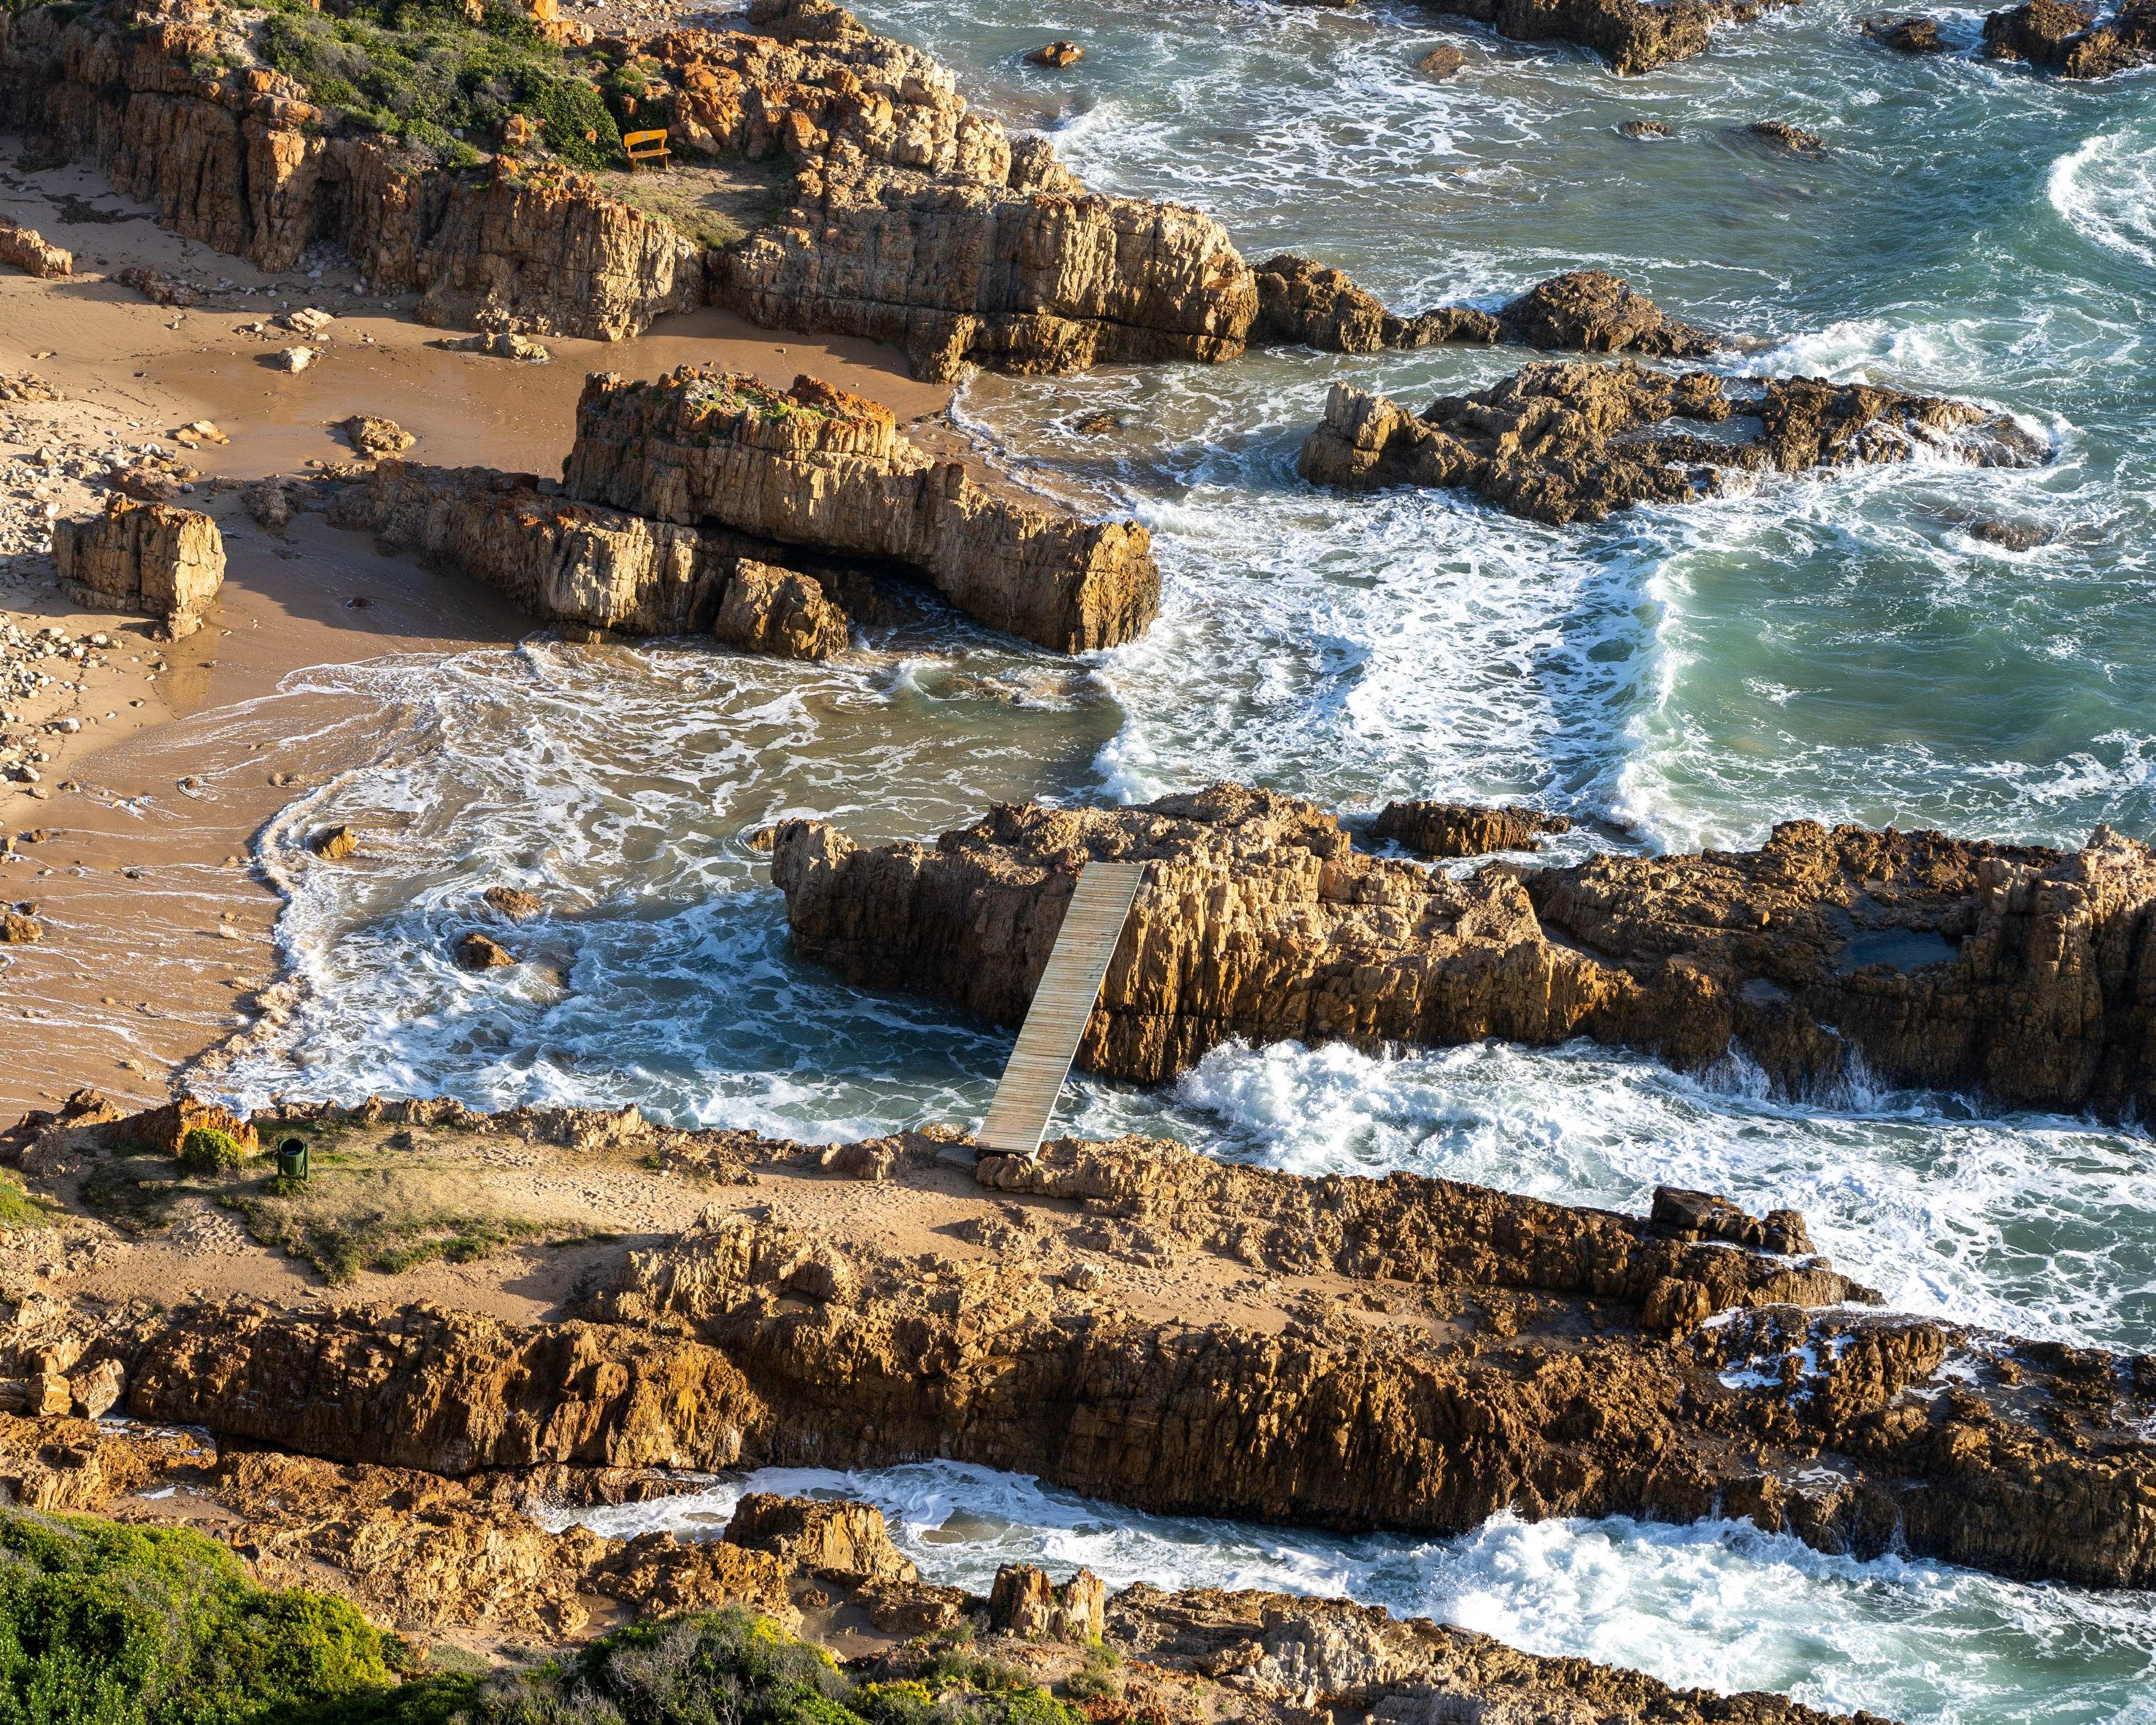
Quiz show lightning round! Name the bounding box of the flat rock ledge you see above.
[772,784,2156,1120]
[1296,360,2047,524]
[5,1092,2150,1605]
[331,368,1158,653]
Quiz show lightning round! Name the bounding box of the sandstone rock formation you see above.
[0,217,70,277]
[13,1090,2152,1602]
[51,495,224,636]
[1372,799,1571,855]
[1982,0,2156,74]
[563,368,1158,650]
[1420,0,1796,73]
[1497,269,1722,356]
[1296,361,2047,524]
[0,1,702,339]
[772,785,2156,1120]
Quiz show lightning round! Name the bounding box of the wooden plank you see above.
[976,861,1145,1157]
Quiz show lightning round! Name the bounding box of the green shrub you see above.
[251,0,624,169]
[464,1609,1088,1725]
[1061,1641,1120,1703]
[0,1508,404,1723]
[178,1127,248,1174]
[0,1171,55,1230]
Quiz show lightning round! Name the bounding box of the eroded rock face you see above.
[1423,0,1796,73]
[1983,0,2156,73]
[0,1,701,338]
[563,368,1159,650]
[120,1299,768,1473]
[771,786,2156,1119]
[1250,255,1501,354]
[1297,361,2047,524]
[1372,800,1571,857]
[715,558,851,659]
[0,216,70,277]
[1496,269,1722,357]
[725,1491,918,1583]
[52,495,224,636]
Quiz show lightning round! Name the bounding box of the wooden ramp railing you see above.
[976,861,1145,1157]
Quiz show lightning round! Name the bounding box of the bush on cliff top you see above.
[469,1609,1087,1725]
[0,1508,403,1723]
[253,0,623,171]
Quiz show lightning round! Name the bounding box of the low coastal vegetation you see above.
[250,0,622,170]
[82,1117,602,1283]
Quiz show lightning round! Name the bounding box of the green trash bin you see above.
[275,1137,309,1182]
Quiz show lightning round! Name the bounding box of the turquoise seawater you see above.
[212,4,2156,1716]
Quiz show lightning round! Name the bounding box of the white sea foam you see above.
[547,1458,2156,1725]
[2048,126,2156,271]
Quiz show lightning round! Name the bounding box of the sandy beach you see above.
[0,151,950,1116]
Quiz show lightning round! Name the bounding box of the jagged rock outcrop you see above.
[1249,262,1718,359]
[52,494,224,636]
[328,459,853,654]
[0,217,70,277]
[1496,269,1722,356]
[1250,255,1501,354]
[771,785,2156,1119]
[563,369,1158,650]
[725,1491,918,1583]
[1862,13,1947,50]
[1297,361,2047,524]
[1420,0,1796,72]
[0,1,701,338]
[1982,0,2156,72]
[1372,800,1571,856]
[573,1149,2153,1588]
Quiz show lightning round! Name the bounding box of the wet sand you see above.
[0,151,951,1115]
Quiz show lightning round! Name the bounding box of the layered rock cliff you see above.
[0,1,703,338]
[1298,361,2048,524]
[771,785,2156,1118]
[561,368,1159,650]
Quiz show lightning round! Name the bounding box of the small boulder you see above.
[713,561,849,661]
[341,415,415,458]
[1747,120,1828,155]
[1025,39,1084,66]
[123,1094,261,1160]
[309,825,359,861]
[0,913,40,944]
[455,930,515,970]
[450,331,551,363]
[242,477,293,532]
[1416,43,1465,75]
[107,464,186,504]
[275,346,320,373]
[482,885,545,920]
[1862,14,1947,49]
[1622,118,1673,138]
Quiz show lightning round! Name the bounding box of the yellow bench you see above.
[624,128,671,172]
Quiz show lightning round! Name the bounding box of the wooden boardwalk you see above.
[976,861,1146,1157]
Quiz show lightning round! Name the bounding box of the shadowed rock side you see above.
[1298,361,2047,524]
[328,463,852,658]
[1982,0,2156,73]
[561,368,1158,651]
[1417,0,1798,72]
[1251,263,1723,359]
[19,1092,2153,1592]
[771,785,2156,1119]
[0,0,704,339]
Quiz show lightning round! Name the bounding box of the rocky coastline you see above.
[772,785,2156,1120]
